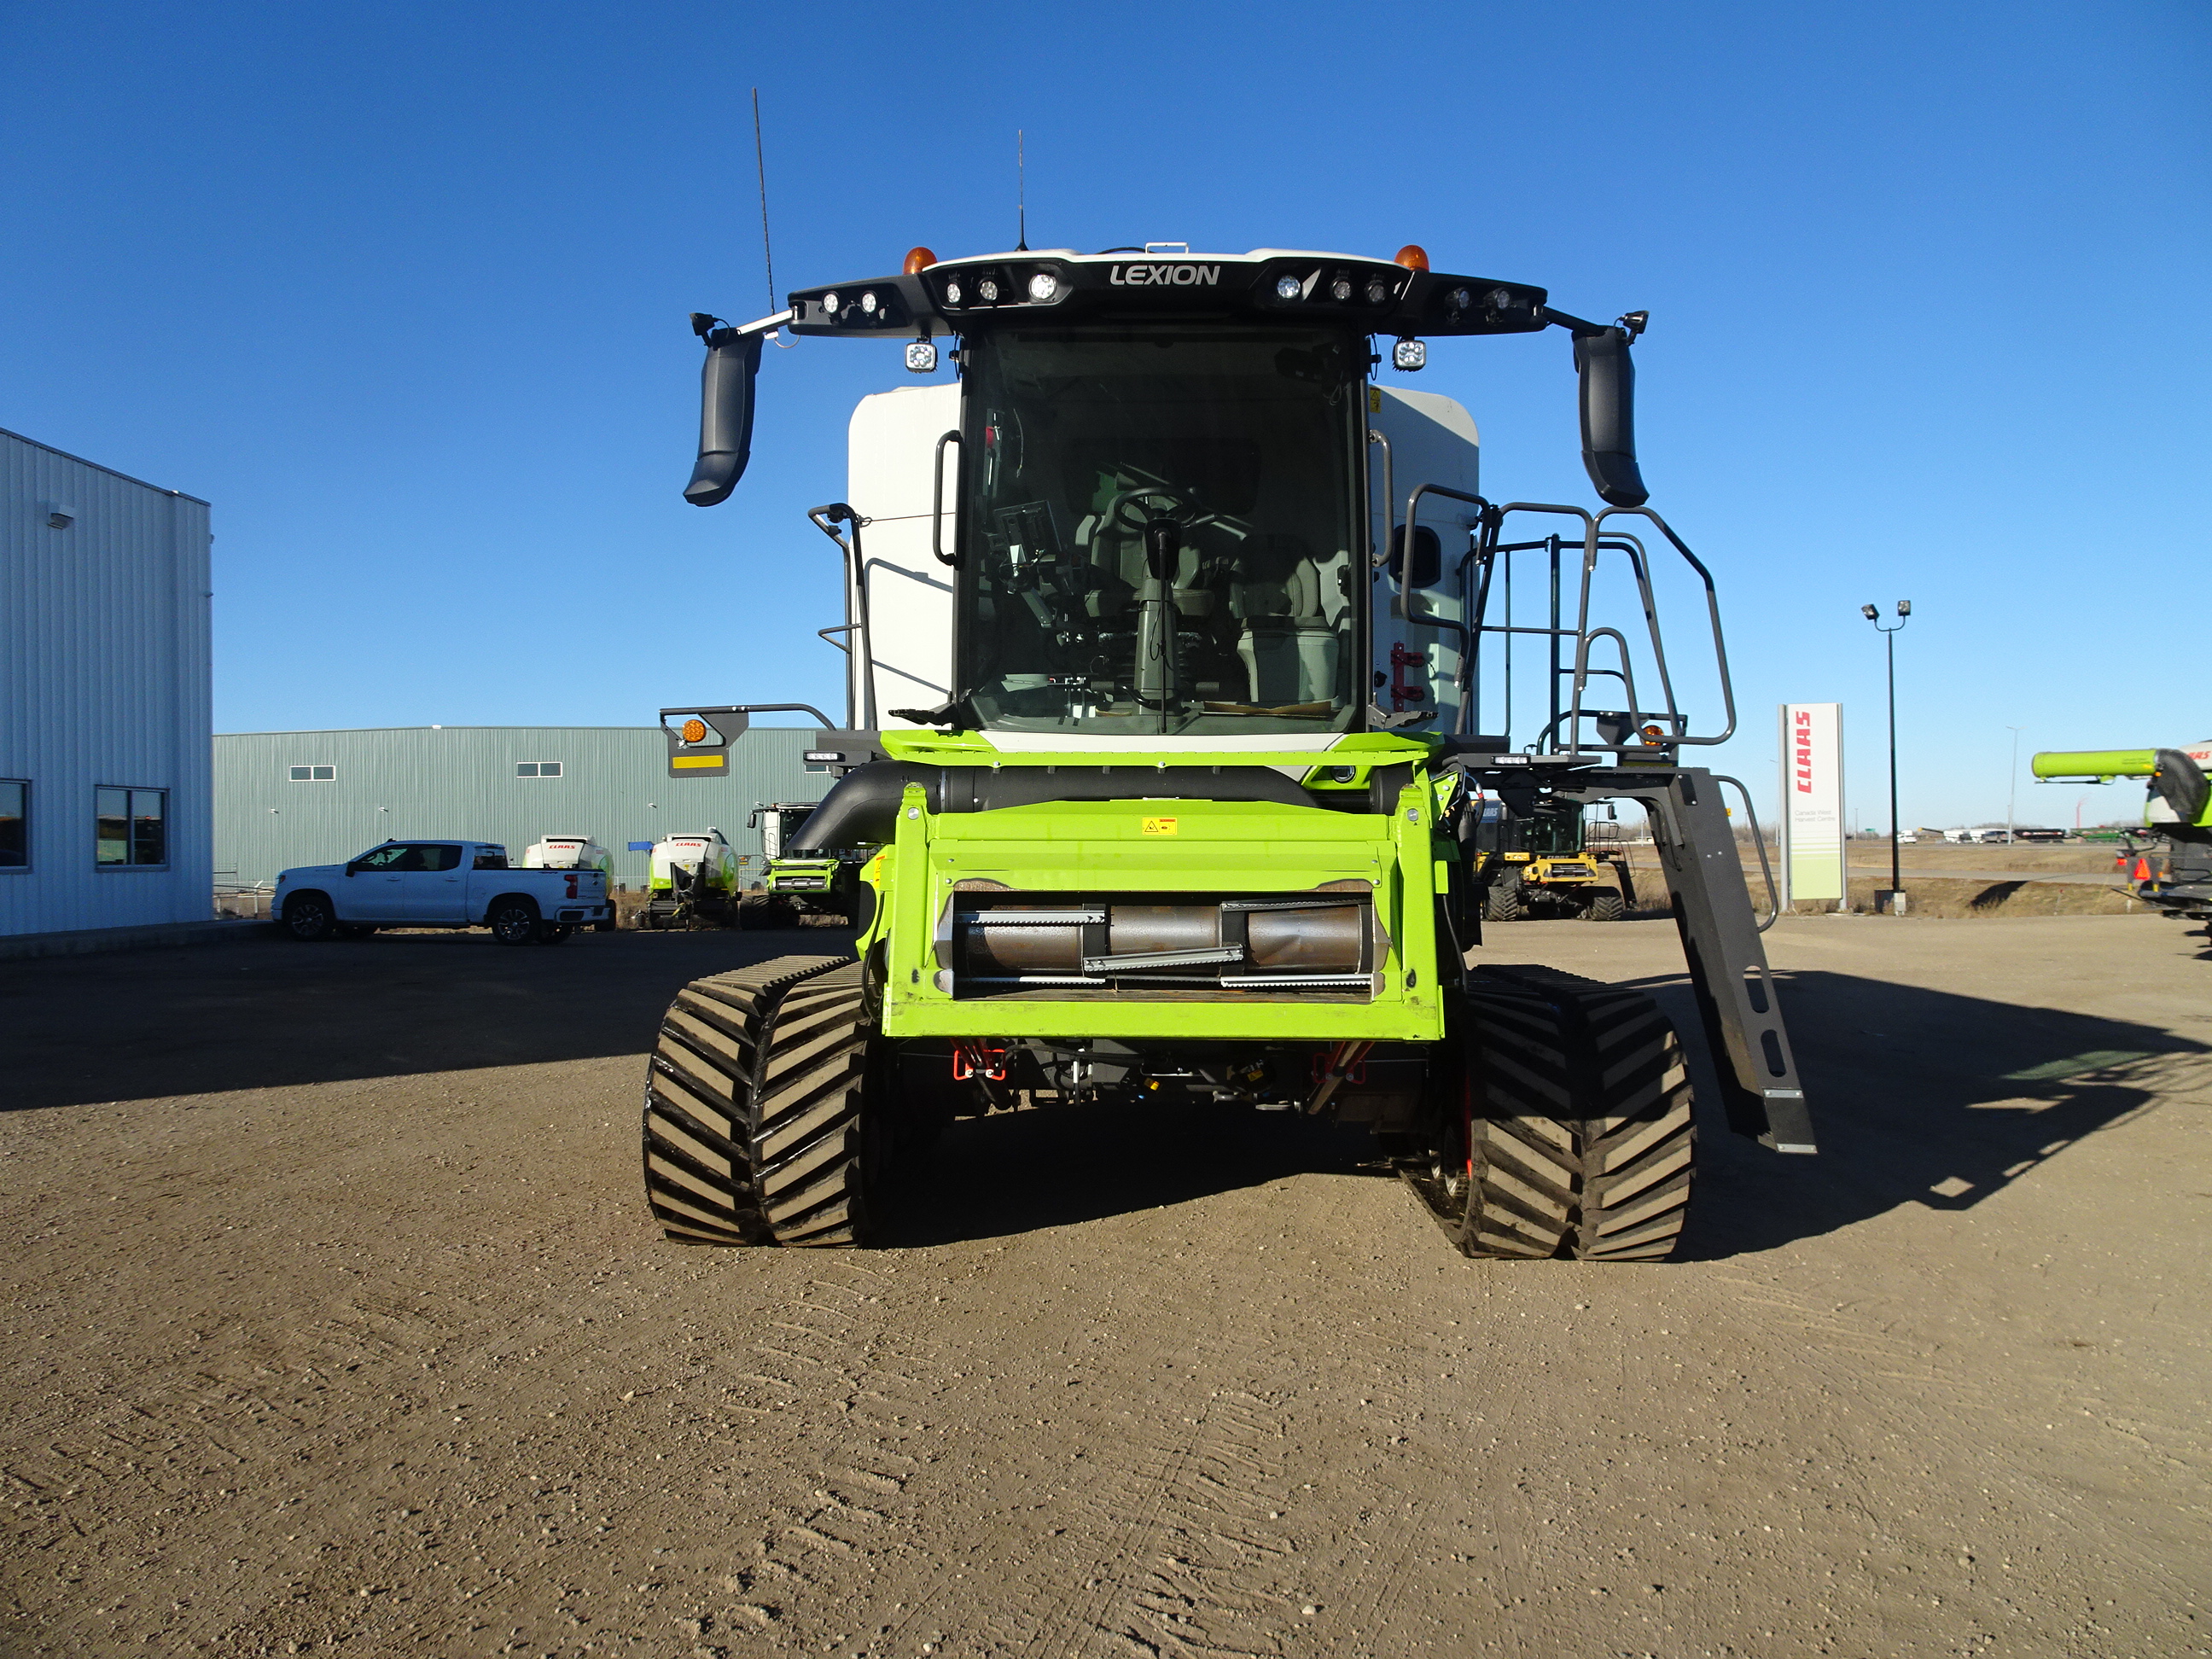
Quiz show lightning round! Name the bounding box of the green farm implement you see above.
[641,241,1813,1260]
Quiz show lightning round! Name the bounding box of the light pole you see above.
[2005,726,2023,844]
[1862,600,1911,911]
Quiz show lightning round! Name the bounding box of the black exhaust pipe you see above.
[683,320,762,507]
[1572,324,1648,509]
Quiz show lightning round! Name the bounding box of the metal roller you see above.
[1108,905,1220,957]
[1247,904,1365,971]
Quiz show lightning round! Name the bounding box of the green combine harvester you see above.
[640,240,1813,1260]
[2033,743,2212,923]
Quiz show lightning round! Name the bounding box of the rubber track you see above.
[1456,967,1695,1261]
[640,953,853,1245]
[748,963,875,1246]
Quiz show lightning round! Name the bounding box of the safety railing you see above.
[1461,501,1739,756]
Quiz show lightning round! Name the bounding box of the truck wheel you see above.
[641,955,871,1246]
[282,894,335,942]
[1483,881,1523,923]
[1588,889,1626,922]
[488,899,538,946]
[1412,970,1695,1261]
[533,923,573,945]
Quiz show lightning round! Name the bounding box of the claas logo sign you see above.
[661,707,748,778]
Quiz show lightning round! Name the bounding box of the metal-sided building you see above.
[213,726,829,892]
[2,428,214,946]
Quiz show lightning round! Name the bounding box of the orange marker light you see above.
[1394,244,1430,272]
[904,247,937,275]
[680,718,707,744]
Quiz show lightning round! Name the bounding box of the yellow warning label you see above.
[1141,817,1179,835]
[1367,386,1382,412]
[671,754,725,769]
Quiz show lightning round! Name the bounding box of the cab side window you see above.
[417,845,463,872]
[356,845,412,870]
[473,851,508,870]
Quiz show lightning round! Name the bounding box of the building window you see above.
[288,765,336,782]
[96,786,166,868]
[515,761,564,779]
[0,779,26,869]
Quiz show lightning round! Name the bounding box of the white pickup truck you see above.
[272,840,611,945]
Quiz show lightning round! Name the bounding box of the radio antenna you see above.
[1016,129,1027,252]
[752,89,777,314]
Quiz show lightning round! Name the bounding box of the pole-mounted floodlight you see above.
[1863,602,1912,911]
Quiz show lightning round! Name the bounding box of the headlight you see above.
[859,290,880,316]
[1274,274,1302,300]
[944,279,963,305]
[977,277,1001,303]
[821,291,840,315]
[1027,271,1060,303]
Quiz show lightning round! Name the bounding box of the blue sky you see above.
[3,2,2205,829]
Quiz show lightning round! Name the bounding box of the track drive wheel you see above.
[1413,969,1695,1261]
[641,955,882,1248]
[1483,880,1523,923]
[1588,888,1626,922]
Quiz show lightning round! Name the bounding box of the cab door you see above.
[397,844,469,922]
[343,843,416,919]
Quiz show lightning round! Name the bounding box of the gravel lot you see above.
[3,913,2207,1657]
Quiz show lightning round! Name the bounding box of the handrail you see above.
[930,429,963,568]
[1370,478,1481,736]
[1598,505,1738,747]
[1469,504,1597,748]
[1365,428,1392,569]
[807,504,877,730]
[1714,773,1780,930]
[1468,500,1736,756]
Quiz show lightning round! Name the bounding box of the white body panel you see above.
[523,835,610,872]
[1367,387,1480,735]
[649,830,736,893]
[848,384,960,730]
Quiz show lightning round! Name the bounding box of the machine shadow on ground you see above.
[1,927,859,1114]
[1622,967,2209,1260]
[875,1103,1382,1249]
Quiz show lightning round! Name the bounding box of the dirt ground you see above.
[4,911,2209,1658]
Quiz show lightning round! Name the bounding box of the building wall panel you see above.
[1,429,212,936]
[213,726,830,892]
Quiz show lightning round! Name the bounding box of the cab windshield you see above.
[958,328,1366,736]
